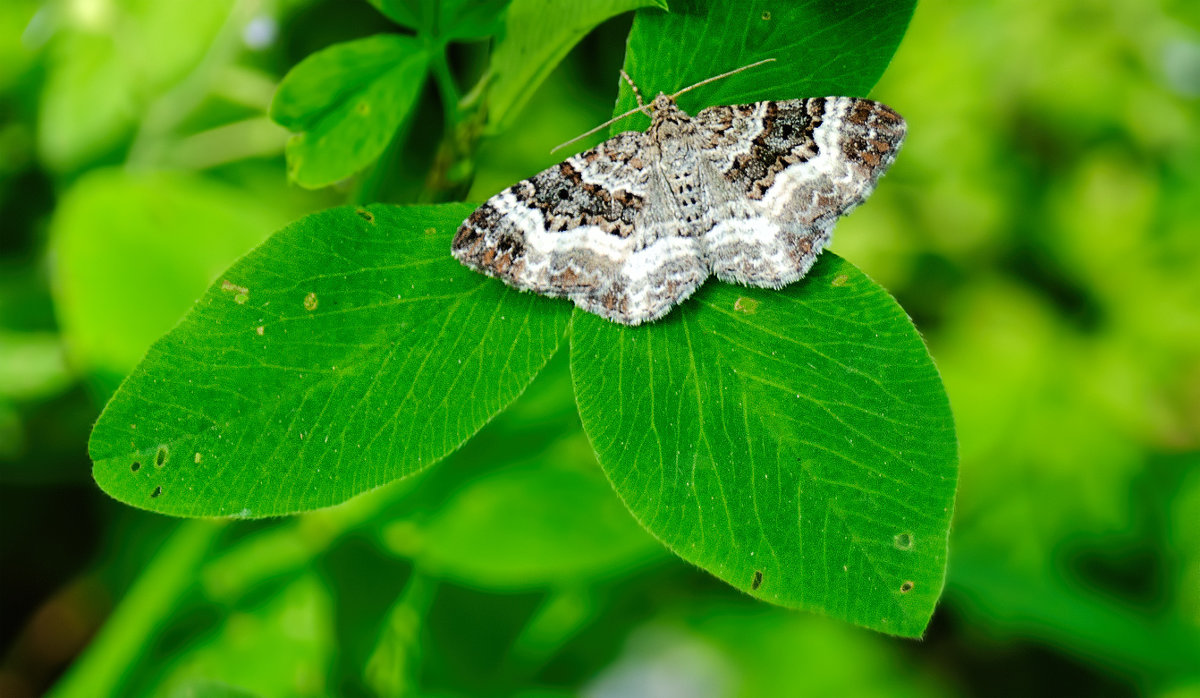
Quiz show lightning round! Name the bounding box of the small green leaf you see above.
[89,204,571,518]
[368,0,510,40]
[612,0,917,132]
[487,0,668,132]
[408,432,662,589]
[571,256,957,637]
[271,35,429,189]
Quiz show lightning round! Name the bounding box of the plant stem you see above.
[46,521,222,698]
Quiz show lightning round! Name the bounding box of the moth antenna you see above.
[670,58,776,100]
[550,102,651,154]
[550,58,774,155]
[620,69,652,116]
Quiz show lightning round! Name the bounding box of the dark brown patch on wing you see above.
[714,98,826,199]
[840,100,906,173]
[524,162,645,238]
[452,201,527,282]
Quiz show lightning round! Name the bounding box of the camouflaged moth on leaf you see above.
[453,61,905,325]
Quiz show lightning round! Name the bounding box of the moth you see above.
[452,60,906,325]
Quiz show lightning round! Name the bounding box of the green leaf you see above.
[89,204,571,518]
[612,0,917,132]
[399,431,662,589]
[271,35,430,189]
[571,256,957,637]
[486,0,668,132]
[367,0,511,40]
[563,0,946,637]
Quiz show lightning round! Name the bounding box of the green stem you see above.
[364,569,440,698]
[428,44,461,129]
[47,521,223,698]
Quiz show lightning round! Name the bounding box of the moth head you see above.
[652,93,673,111]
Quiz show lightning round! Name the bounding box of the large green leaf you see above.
[271,35,429,189]
[90,204,571,517]
[486,0,668,132]
[572,256,956,637]
[569,0,947,637]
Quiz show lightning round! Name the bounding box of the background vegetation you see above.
[1,0,1198,696]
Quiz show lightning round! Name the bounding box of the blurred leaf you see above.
[364,571,435,698]
[948,548,1200,682]
[398,432,661,589]
[572,255,957,638]
[0,332,72,400]
[271,34,429,188]
[486,0,667,132]
[38,32,135,170]
[612,0,917,133]
[89,204,571,517]
[592,607,952,697]
[367,0,510,40]
[49,170,289,387]
[37,0,234,170]
[166,679,264,698]
[48,521,222,698]
[0,1,39,90]
[154,574,334,698]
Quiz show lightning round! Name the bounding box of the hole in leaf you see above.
[752,570,764,590]
[894,532,913,550]
[151,486,162,498]
[761,10,771,20]
[155,446,168,467]
[900,580,914,594]
[356,208,375,223]
[303,292,318,311]
[131,461,141,472]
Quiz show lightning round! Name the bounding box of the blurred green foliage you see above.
[1,1,1198,697]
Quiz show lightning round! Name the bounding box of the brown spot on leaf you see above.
[900,580,914,594]
[303,292,318,311]
[356,208,375,223]
[734,297,760,314]
[831,274,849,287]
[221,280,249,304]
